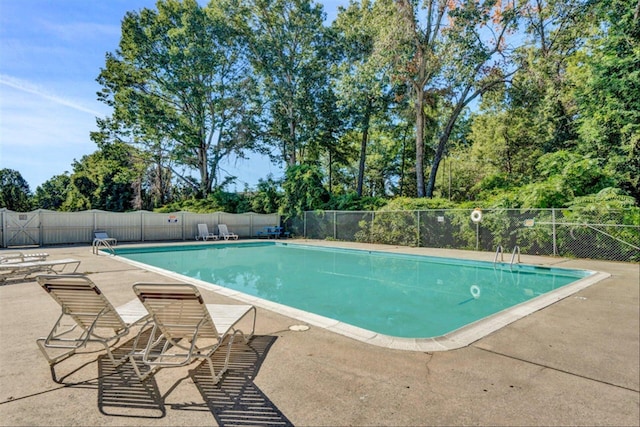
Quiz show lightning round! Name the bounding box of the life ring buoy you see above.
[471,209,483,223]
[470,285,481,299]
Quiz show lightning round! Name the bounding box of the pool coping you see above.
[109,240,611,352]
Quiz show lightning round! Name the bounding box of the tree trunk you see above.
[198,143,210,196]
[425,139,443,198]
[356,100,372,197]
[289,112,297,165]
[415,88,426,197]
[425,100,466,197]
[328,149,333,195]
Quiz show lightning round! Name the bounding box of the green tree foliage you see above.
[376,0,520,197]
[280,164,330,219]
[304,86,353,195]
[331,0,393,196]
[94,0,260,197]
[17,0,639,215]
[571,0,640,202]
[62,143,139,212]
[0,169,32,212]
[467,83,544,190]
[515,0,592,153]
[249,176,282,214]
[242,0,329,166]
[454,0,638,209]
[474,150,614,209]
[33,174,71,210]
[155,190,250,213]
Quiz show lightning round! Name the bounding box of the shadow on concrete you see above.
[97,328,165,418]
[94,333,288,424]
[188,335,293,426]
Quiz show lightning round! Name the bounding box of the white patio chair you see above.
[195,224,218,241]
[217,224,238,240]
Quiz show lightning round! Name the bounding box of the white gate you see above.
[2,211,40,247]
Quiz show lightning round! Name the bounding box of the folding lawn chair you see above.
[130,283,256,383]
[1,258,80,282]
[36,274,150,368]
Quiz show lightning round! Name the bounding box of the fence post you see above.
[304,211,307,238]
[333,211,337,240]
[416,211,421,247]
[370,211,375,243]
[552,208,558,256]
[38,211,43,246]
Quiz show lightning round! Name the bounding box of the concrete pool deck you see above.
[0,240,638,426]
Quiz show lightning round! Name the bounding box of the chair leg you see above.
[206,332,240,384]
[129,354,158,382]
[36,338,78,366]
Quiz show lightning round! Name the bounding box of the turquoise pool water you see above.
[114,242,594,339]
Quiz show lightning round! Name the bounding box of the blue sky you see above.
[0,0,346,193]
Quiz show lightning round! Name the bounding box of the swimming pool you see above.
[113,242,608,351]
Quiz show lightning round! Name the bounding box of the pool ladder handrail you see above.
[92,239,115,256]
[510,246,521,267]
[493,245,504,265]
[494,245,521,269]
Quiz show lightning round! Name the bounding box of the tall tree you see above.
[33,174,71,210]
[94,0,259,197]
[62,143,139,212]
[280,164,330,219]
[464,0,595,193]
[332,0,392,197]
[571,0,640,202]
[515,0,593,153]
[0,169,32,212]
[242,0,329,166]
[305,85,352,195]
[376,0,520,197]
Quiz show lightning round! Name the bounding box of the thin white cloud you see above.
[0,74,103,117]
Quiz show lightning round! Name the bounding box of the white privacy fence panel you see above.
[96,211,144,242]
[142,211,185,241]
[0,209,280,247]
[40,210,95,245]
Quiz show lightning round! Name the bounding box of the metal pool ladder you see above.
[494,245,521,269]
[493,245,504,265]
[92,239,115,256]
[510,246,521,267]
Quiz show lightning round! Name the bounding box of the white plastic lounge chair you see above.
[0,251,49,263]
[195,223,218,241]
[130,283,256,382]
[218,224,238,240]
[94,230,117,245]
[0,258,81,282]
[36,274,150,367]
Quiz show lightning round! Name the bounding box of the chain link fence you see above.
[287,208,640,263]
